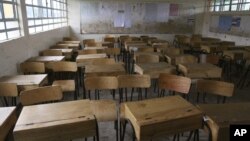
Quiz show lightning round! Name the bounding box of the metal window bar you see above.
[209,0,250,11]
[25,0,67,33]
[0,0,21,40]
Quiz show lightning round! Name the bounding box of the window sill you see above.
[0,36,25,44]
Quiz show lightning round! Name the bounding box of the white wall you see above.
[68,0,205,43]
[202,12,250,46]
[0,27,69,77]
[0,0,70,77]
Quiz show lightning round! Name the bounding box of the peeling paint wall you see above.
[202,12,250,45]
[68,0,205,42]
[0,27,69,77]
[80,1,194,34]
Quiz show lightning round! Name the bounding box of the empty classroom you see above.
[1,0,250,141]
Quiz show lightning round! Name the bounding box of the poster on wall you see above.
[231,17,241,27]
[209,14,249,37]
[218,16,232,32]
[157,3,169,22]
[169,4,179,16]
[114,10,125,27]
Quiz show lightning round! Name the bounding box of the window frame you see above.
[0,0,22,41]
[209,0,250,12]
[25,0,68,34]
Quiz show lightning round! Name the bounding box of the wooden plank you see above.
[133,52,163,60]
[124,96,203,141]
[85,64,126,76]
[178,63,222,79]
[51,49,73,54]
[125,42,146,50]
[0,74,48,87]
[84,47,107,50]
[128,45,150,52]
[57,43,79,50]
[76,54,107,63]
[0,107,17,141]
[58,41,81,44]
[14,100,96,141]
[198,103,250,141]
[134,62,176,79]
[166,54,197,65]
[27,56,65,62]
[77,58,116,67]
[50,49,73,59]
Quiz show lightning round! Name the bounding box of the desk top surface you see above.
[134,62,176,78]
[0,74,47,86]
[51,49,73,53]
[179,63,222,78]
[77,58,116,67]
[124,96,203,126]
[27,56,65,62]
[59,41,81,44]
[84,47,107,50]
[14,100,94,132]
[76,54,107,61]
[134,52,163,56]
[85,64,125,73]
[135,62,174,71]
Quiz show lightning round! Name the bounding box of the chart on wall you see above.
[209,14,250,37]
[80,1,195,34]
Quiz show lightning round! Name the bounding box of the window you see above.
[0,0,21,41]
[26,0,67,34]
[209,0,250,12]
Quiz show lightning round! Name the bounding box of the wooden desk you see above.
[223,50,250,60]
[127,45,150,52]
[51,49,73,55]
[124,96,203,141]
[0,74,48,90]
[59,41,81,44]
[57,43,79,50]
[27,56,65,62]
[0,107,17,141]
[77,58,116,67]
[76,54,107,63]
[178,63,222,79]
[125,43,147,50]
[165,54,195,65]
[200,45,218,53]
[84,47,107,50]
[14,100,97,141]
[51,49,73,59]
[134,62,176,79]
[133,52,164,61]
[98,41,114,47]
[85,64,126,76]
[198,103,250,141]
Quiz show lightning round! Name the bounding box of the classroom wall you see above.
[0,27,69,77]
[202,12,250,45]
[68,0,205,43]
